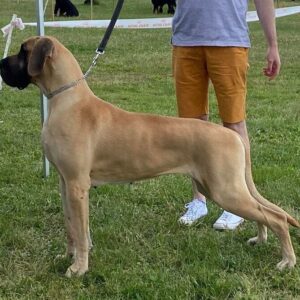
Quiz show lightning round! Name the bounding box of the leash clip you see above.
[84,50,105,78]
[92,49,104,65]
[90,49,105,67]
[96,49,105,55]
[84,0,124,79]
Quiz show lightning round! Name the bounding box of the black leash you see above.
[97,0,125,54]
[46,0,124,99]
[83,0,125,78]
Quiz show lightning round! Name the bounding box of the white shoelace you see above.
[184,200,205,217]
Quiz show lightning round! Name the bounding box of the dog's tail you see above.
[244,142,300,228]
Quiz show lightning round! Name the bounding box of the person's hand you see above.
[263,45,281,80]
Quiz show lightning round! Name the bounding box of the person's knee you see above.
[223,120,249,146]
[198,114,209,121]
[224,120,244,131]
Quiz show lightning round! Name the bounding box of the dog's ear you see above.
[28,38,54,77]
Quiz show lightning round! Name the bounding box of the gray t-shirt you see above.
[172,0,250,47]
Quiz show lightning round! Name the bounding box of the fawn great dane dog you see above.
[0,36,298,277]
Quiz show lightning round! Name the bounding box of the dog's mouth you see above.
[0,51,31,90]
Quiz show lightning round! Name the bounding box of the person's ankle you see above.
[195,196,206,203]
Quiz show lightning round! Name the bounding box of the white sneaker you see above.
[178,199,208,225]
[213,211,244,230]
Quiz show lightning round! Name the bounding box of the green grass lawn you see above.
[0,0,300,299]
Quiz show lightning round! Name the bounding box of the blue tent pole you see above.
[35,0,50,177]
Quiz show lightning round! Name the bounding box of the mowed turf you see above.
[0,0,299,299]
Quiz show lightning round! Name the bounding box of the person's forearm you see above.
[253,0,278,47]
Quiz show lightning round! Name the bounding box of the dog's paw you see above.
[247,236,259,245]
[247,236,267,246]
[65,263,88,278]
[276,257,296,271]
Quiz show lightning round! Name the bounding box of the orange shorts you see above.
[172,46,249,123]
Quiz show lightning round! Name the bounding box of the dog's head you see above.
[0,36,55,89]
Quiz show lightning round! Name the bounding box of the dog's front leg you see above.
[64,179,90,277]
[59,176,76,258]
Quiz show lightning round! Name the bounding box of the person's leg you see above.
[172,46,209,120]
[206,46,249,230]
[172,46,209,224]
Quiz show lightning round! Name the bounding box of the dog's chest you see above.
[41,126,54,162]
[41,122,63,164]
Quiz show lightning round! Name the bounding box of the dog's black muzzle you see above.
[0,49,31,90]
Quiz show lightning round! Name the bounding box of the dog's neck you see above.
[45,74,86,99]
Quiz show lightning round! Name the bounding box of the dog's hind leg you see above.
[213,190,296,270]
[167,3,175,14]
[247,223,268,245]
[258,205,296,270]
[153,5,158,13]
[259,205,296,270]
